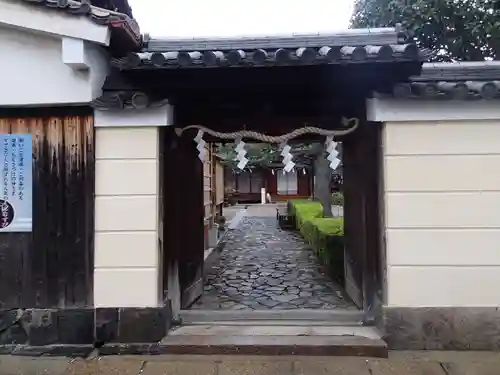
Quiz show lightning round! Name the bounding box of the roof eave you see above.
[144,25,407,51]
[112,43,423,70]
[375,61,500,101]
[1,0,111,45]
[15,0,142,53]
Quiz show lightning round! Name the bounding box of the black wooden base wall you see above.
[0,302,172,349]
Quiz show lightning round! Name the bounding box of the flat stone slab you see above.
[169,325,382,339]
[192,216,356,310]
[2,352,500,375]
[160,335,387,357]
[141,360,216,375]
[0,357,70,375]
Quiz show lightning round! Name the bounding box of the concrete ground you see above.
[224,203,343,218]
[222,205,248,223]
[2,351,500,375]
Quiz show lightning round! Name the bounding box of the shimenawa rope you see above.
[174,117,359,143]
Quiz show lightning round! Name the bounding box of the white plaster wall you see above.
[0,26,109,106]
[94,127,161,308]
[383,120,500,307]
[87,43,111,101]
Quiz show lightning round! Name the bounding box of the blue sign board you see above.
[0,134,32,232]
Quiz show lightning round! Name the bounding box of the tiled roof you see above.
[110,27,424,70]
[144,27,406,51]
[380,62,500,100]
[21,0,141,46]
[91,91,168,110]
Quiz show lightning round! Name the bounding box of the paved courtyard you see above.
[192,210,355,310]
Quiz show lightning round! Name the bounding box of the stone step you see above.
[179,309,365,325]
[185,320,362,326]
[170,325,381,337]
[162,325,387,357]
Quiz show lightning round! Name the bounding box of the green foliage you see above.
[289,200,345,284]
[214,142,320,171]
[331,192,344,206]
[215,143,278,171]
[351,0,500,61]
[311,217,344,237]
[287,199,323,234]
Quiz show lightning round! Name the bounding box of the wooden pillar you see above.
[163,129,181,317]
[342,125,365,308]
[179,134,205,308]
[163,129,205,316]
[362,122,383,314]
[342,121,382,311]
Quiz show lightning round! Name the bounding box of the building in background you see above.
[224,165,312,203]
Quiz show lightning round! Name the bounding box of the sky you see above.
[129,0,355,38]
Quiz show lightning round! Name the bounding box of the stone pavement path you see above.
[192,215,355,310]
[3,352,500,375]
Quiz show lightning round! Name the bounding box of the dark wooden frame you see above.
[342,121,383,311]
[154,61,404,321]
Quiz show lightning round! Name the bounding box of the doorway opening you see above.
[190,138,356,311]
[161,104,383,321]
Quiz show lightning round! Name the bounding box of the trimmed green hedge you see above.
[287,199,322,234]
[288,200,345,286]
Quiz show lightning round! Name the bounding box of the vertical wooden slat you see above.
[215,161,224,205]
[46,117,65,307]
[64,116,79,306]
[0,119,9,133]
[82,115,94,306]
[31,118,49,307]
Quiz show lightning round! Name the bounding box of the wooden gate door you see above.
[164,131,205,311]
[342,127,365,308]
[342,121,382,310]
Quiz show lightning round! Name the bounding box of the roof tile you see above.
[21,0,141,44]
